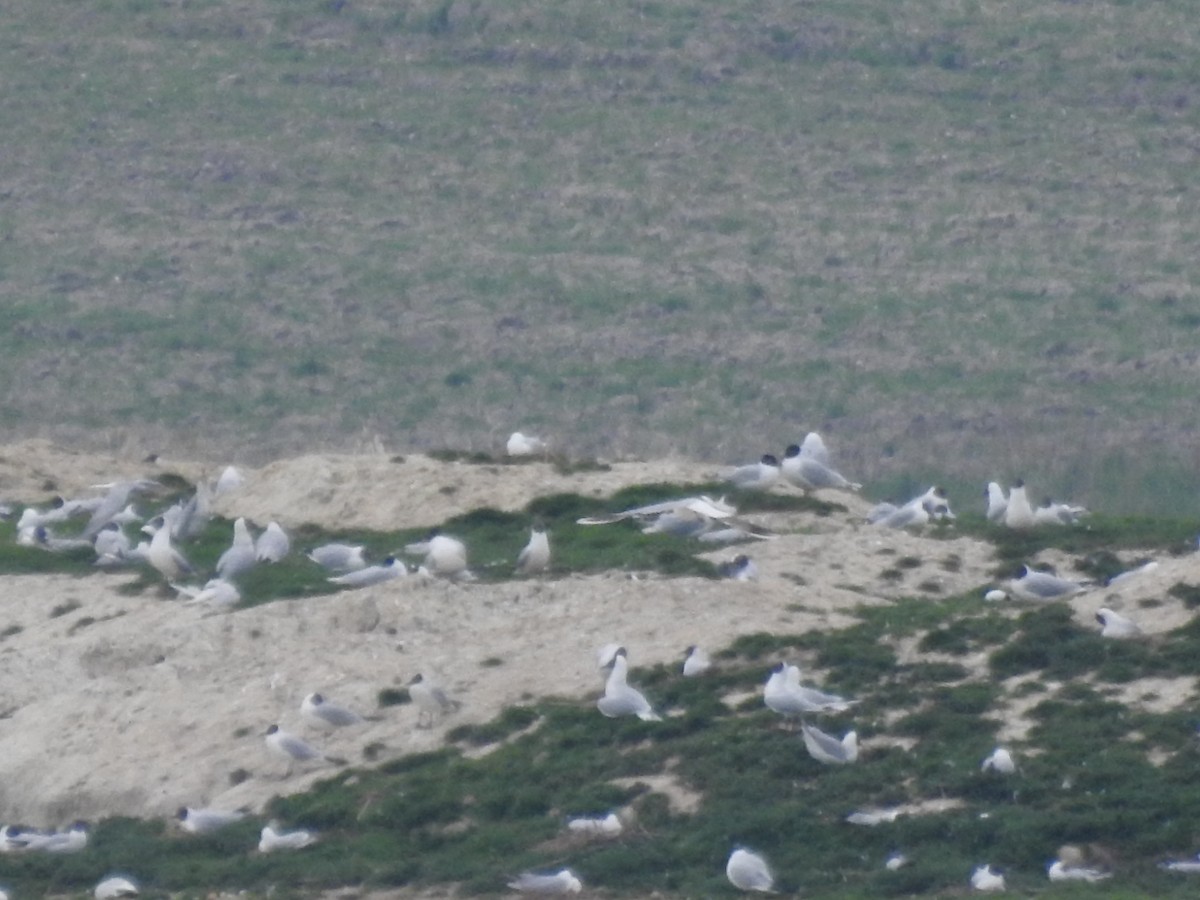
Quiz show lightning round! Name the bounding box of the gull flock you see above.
[0,430,1191,897]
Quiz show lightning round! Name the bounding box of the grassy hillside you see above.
[3,0,1200,513]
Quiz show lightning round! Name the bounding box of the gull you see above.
[258,822,318,852]
[1003,480,1035,528]
[176,807,245,834]
[1035,497,1089,526]
[507,869,582,894]
[173,578,240,608]
[516,526,550,575]
[82,479,159,538]
[717,554,758,580]
[765,664,855,720]
[971,864,1006,892]
[148,523,193,581]
[506,432,548,457]
[256,521,290,563]
[1048,859,1111,882]
[724,454,781,491]
[981,747,1016,774]
[873,487,954,529]
[0,825,25,852]
[31,525,93,553]
[597,643,623,669]
[214,465,244,495]
[8,820,88,852]
[780,442,860,492]
[985,482,1008,522]
[94,875,139,898]
[1096,607,1142,639]
[405,531,470,580]
[111,504,142,526]
[577,495,736,526]
[1008,565,1088,601]
[726,847,777,893]
[301,692,365,730]
[1107,560,1158,587]
[566,812,622,836]
[885,853,909,871]
[265,725,338,776]
[798,430,831,465]
[308,542,367,573]
[800,722,858,765]
[328,556,405,588]
[216,517,257,579]
[409,674,460,727]
[1162,853,1200,874]
[597,648,661,721]
[846,809,901,826]
[682,645,711,677]
[983,589,1008,602]
[93,522,133,561]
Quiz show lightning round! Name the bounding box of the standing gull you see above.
[256,521,291,563]
[780,443,861,492]
[216,517,257,579]
[516,525,551,575]
[981,747,1016,774]
[1096,607,1142,639]
[409,674,460,727]
[682,645,711,677]
[264,725,337,776]
[597,648,661,721]
[147,524,193,581]
[1003,480,1035,528]
[985,482,1008,522]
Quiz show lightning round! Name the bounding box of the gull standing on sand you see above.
[308,542,367,572]
[328,556,405,587]
[801,722,859,765]
[516,525,550,575]
[258,822,318,852]
[265,725,336,776]
[1008,566,1088,601]
[1096,607,1142,639]
[301,693,365,730]
[507,869,582,894]
[726,847,777,892]
[409,674,460,727]
[597,648,662,721]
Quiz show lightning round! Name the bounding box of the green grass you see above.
[2,0,1200,513]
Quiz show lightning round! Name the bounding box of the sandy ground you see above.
[0,440,1197,848]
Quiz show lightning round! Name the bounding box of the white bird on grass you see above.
[800,722,858,765]
[566,812,622,837]
[1035,497,1089,526]
[258,822,318,852]
[682,645,711,677]
[216,517,257,579]
[507,869,582,894]
[93,522,133,562]
[516,526,550,575]
[597,648,661,721]
[94,875,140,898]
[147,523,193,581]
[985,482,1008,522]
[971,864,1006,892]
[1162,853,1200,874]
[307,542,367,572]
[1048,859,1111,882]
[1096,607,1142,639]
[214,465,244,495]
[405,531,471,580]
[981,747,1016,774]
[7,821,88,852]
[327,556,405,588]
[725,454,781,491]
[256,521,290,563]
[765,664,855,720]
[1003,480,1035,528]
[176,807,244,834]
[726,847,777,893]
